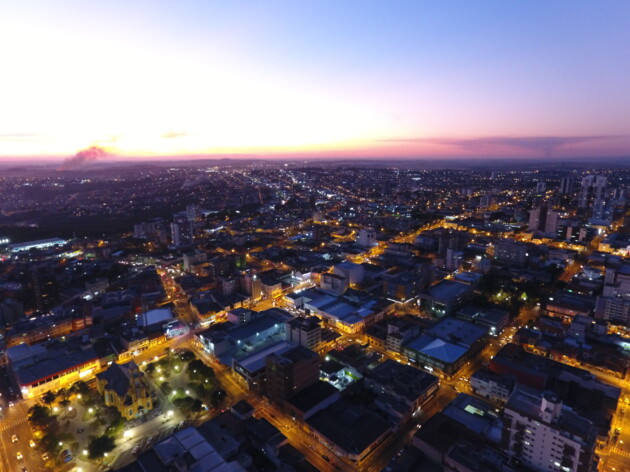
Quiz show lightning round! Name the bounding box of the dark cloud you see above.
[57,145,112,171]
[161,131,188,139]
[379,135,625,157]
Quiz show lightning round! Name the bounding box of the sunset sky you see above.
[1,1,630,161]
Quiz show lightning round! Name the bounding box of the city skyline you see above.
[2,1,630,161]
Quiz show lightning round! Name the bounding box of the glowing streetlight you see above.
[167,410,174,417]
[83,450,88,455]
[123,430,131,438]
[88,408,94,413]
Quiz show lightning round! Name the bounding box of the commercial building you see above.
[305,399,391,463]
[7,340,101,399]
[403,317,486,375]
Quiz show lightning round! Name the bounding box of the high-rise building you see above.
[595,296,630,325]
[265,346,320,403]
[171,213,193,247]
[559,176,574,195]
[528,205,548,232]
[504,390,598,472]
[536,181,546,193]
[545,210,560,233]
[578,175,607,209]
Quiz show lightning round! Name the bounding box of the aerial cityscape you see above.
[2,2,630,472]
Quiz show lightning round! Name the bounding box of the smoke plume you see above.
[58,146,112,171]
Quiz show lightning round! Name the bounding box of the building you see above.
[265,346,320,403]
[333,261,365,286]
[545,210,560,233]
[357,228,376,248]
[595,295,630,325]
[383,271,420,302]
[7,340,101,399]
[171,213,193,247]
[5,309,92,347]
[419,280,472,317]
[578,174,607,209]
[320,272,348,296]
[116,426,246,472]
[364,359,438,424]
[489,344,620,431]
[286,316,321,351]
[96,361,153,420]
[528,206,548,232]
[494,240,529,266]
[232,341,293,391]
[402,318,486,376]
[305,399,391,463]
[504,390,598,472]
[560,176,574,195]
[470,369,514,404]
[7,237,67,253]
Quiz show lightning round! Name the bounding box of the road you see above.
[0,400,42,472]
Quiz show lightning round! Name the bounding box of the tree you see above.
[145,363,156,375]
[42,391,57,405]
[187,359,214,381]
[69,380,91,397]
[160,381,171,394]
[173,396,195,414]
[105,408,125,437]
[88,435,116,460]
[28,404,58,432]
[210,389,226,408]
[191,398,203,414]
[40,432,62,457]
[180,350,195,362]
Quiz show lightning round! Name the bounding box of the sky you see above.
[1,1,630,161]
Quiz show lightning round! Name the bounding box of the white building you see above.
[357,228,376,248]
[504,390,598,472]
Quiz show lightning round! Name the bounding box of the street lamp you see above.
[167,410,174,417]
[83,450,88,455]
